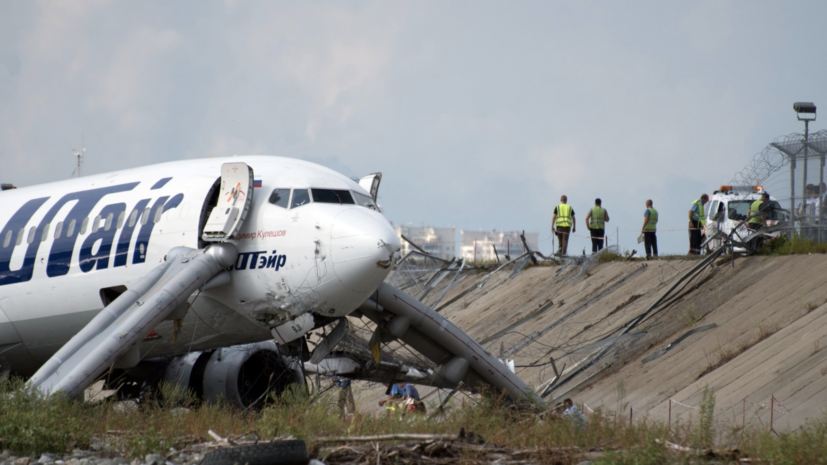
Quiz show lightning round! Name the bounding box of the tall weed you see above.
[3,376,827,464]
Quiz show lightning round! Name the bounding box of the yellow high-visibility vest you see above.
[691,200,706,226]
[749,200,765,225]
[589,207,606,229]
[644,208,658,231]
[556,204,573,228]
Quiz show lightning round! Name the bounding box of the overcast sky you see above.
[2,1,827,255]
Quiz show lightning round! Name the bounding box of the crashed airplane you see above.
[0,156,537,407]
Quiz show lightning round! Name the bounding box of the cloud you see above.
[207,134,269,158]
[526,143,588,192]
[2,1,827,255]
[86,27,183,133]
[212,3,397,141]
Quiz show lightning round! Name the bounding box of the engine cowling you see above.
[164,341,304,408]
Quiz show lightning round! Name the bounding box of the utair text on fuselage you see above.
[0,156,400,377]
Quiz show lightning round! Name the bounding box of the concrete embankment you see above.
[427,254,827,430]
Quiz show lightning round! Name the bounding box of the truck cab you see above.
[705,185,786,251]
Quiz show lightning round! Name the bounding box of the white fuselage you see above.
[0,156,400,375]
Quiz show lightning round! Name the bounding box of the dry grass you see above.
[3,378,827,463]
[757,235,827,256]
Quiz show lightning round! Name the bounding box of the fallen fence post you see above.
[429,383,463,419]
[431,259,466,309]
[400,234,429,255]
[769,395,778,436]
[520,230,538,265]
[314,433,458,444]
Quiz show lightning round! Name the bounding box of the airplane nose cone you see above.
[330,209,401,293]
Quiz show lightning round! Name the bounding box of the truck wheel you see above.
[200,440,308,465]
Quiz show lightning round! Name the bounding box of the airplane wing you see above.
[299,282,539,402]
[29,243,238,399]
[358,282,540,403]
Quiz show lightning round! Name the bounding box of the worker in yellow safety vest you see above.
[584,198,609,254]
[641,199,658,260]
[747,192,770,250]
[552,195,576,256]
[688,194,708,255]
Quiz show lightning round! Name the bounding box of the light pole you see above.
[794,102,817,240]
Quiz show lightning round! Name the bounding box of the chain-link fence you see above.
[732,129,827,242]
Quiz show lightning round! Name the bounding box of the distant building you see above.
[394,225,456,260]
[459,230,538,263]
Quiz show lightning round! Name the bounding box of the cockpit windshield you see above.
[291,189,310,208]
[266,187,377,211]
[311,189,355,204]
[268,189,291,208]
[353,192,378,210]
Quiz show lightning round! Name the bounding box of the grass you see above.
[3,379,827,463]
[598,250,626,263]
[757,234,827,256]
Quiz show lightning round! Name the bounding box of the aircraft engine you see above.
[163,341,304,408]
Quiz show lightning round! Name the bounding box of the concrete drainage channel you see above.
[538,245,728,402]
[394,239,730,408]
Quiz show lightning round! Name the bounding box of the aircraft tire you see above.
[200,440,308,465]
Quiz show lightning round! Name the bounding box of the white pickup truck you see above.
[704,185,786,251]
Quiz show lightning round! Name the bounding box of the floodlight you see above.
[794,102,817,121]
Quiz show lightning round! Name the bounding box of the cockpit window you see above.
[291,189,311,208]
[353,192,378,211]
[268,189,291,209]
[311,189,355,205]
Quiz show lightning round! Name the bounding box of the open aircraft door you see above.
[358,172,382,201]
[31,164,250,399]
[202,162,254,242]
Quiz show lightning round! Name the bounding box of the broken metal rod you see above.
[314,433,459,444]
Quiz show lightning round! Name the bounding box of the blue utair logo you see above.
[0,178,183,287]
[234,250,287,271]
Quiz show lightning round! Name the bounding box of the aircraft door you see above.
[201,163,254,242]
[358,173,382,201]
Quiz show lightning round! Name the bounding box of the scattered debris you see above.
[642,323,718,363]
[315,430,588,465]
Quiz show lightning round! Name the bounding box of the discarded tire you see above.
[200,440,309,465]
